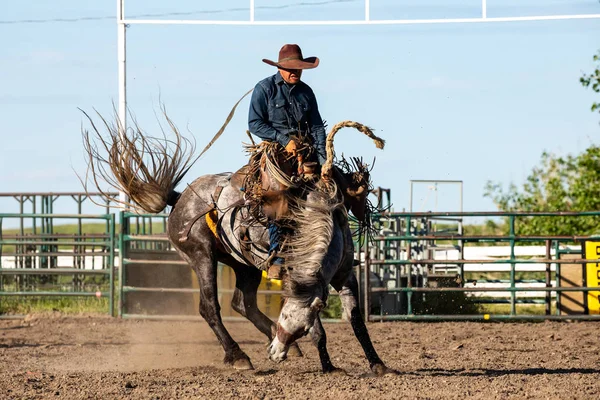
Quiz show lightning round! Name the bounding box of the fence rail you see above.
[364,210,600,321]
[0,207,116,317]
[2,193,600,322]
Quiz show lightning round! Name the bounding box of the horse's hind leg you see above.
[229,263,303,357]
[332,272,397,376]
[183,250,254,370]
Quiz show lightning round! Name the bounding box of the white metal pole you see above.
[365,0,370,21]
[482,0,487,19]
[122,14,600,25]
[250,0,255,22]
[117,0,127,134]
[117,0,128,206]
[459,181,463,212]
[409,181,414,212]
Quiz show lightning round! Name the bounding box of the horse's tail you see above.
[320,121,385,178]
[79,106,196,213]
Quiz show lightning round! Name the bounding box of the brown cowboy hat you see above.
[262,44,319,70]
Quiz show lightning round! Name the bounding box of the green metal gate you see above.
[117,211,287,321]
[0,193,117,317]
[365,211,600,321]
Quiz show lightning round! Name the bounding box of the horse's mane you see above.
[281,181,345,305]
[241,139,346,304]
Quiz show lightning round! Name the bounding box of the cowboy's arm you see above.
[248,84,292,147]
[307,91,327,165]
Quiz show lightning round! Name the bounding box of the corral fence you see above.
[365,211,600,321]
[0,193,117,318]
[117,211,284,321]
[1,192,600,322]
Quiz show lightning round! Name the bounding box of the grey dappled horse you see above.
[81,111,395,375]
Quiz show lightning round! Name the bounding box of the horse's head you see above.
[268,294,326,363]
[344,170,371,222]
[334,158,373,225]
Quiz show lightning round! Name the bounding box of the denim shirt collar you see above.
[274,71,284,85]
[274,71,299,90]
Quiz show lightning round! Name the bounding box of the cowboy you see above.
[248,43,327,165]
[247,44,327,278]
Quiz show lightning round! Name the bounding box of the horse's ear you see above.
[310,297,326,312]
[346,185,365,197]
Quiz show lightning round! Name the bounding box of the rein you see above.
[178,88,254,179]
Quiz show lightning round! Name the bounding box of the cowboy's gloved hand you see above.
[285,139,298,156]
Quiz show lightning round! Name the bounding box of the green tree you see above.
[580,50,600,115]
[484,146,600,236]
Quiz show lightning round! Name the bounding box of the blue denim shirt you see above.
[248,72,327,164]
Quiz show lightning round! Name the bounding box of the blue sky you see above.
[1,0,600,217]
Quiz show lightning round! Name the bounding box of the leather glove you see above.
[285,139,298,156]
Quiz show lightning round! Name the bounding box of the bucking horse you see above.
[80,105,396,376]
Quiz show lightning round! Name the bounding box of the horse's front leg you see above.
[333,272,397,376]
[228,260,303,357]
[309,315,346,374]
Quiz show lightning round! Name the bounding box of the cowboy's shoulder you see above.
[297,80,316,97]
[254,74,278,94]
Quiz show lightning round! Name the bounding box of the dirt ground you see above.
[0,313,599,399]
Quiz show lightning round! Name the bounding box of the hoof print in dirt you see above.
[325,367,348,376]
[124,381,137,389]
[369,364,399,377]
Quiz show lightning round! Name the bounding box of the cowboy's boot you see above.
[265,250,285,280]
[267,263,284,280]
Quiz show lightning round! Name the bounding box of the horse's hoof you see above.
[371,363,399,376]
[287,343,304,358]
[233,358,254,370]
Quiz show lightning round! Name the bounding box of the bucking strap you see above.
[178,185,226,243]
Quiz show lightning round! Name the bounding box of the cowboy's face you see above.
[278,68,302,84]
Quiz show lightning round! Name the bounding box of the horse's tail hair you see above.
[78,105,196,213]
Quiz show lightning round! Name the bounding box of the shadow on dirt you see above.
[254,369,278,376]
[0,325,28,331]
[415,367,599,377]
